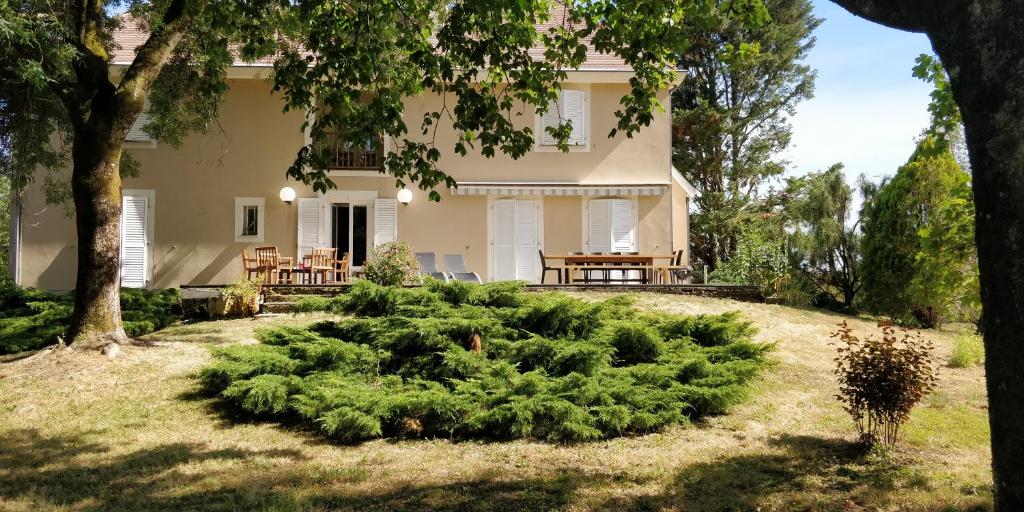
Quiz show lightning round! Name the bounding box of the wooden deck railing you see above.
[325,131,383,170]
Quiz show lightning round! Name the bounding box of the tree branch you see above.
[828,0,929,33]
[116,0,205,119]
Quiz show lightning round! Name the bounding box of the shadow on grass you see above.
[0,428,595,511]
[0,429,990,511]
[598,434,991,512]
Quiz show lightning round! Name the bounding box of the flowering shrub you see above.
[362,241,419,287]
[831,321,938,448]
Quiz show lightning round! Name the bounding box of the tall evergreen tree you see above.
[859,55,975,326]
[672,0,820,270]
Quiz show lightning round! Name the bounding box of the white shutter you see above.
[297,197,323,259]
[120,195,149,288]
[515,200,539,282]
[373,198,398,246]
[492,199,516,281]
[587,199,612,253]
[610,199,636,252]
[539,97,561,146]
[125,99,153,142]
[562,90,586,146]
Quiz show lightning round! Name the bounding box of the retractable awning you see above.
[450,182,668,197]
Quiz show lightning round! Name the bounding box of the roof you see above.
[110,10,630,71]
[671,166,699,197]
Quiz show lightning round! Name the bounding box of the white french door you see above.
[491,198,540,283]
[297,194,395,269]
[587,198,637,280]
[120,190,154,288]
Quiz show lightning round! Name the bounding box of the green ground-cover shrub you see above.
[201,280,772,442]
[0,285,182,354]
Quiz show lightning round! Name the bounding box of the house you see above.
[8,20,696,290]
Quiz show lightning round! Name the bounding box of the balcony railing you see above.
[324,131,383,170]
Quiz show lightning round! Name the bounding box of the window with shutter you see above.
[120,191,153,288]
[587,198,636,253]
[125,99,155,144]
[373,198,398,246]
[297,197,323,259]
[491,199,541,283]
[562,90,586,146]
[538,89,587,147]
[515,200,539,281]
[492,199,516,281]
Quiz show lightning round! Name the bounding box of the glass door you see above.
[331,203,369,267]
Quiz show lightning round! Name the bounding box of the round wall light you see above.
[279,186,297,204]
[397,187,413,205]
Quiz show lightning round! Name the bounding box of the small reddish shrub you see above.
[831,321,938,448]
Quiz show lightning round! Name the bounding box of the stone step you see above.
[262,301,298,314]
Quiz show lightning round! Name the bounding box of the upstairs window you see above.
[539,89,587,147]
[125,99,156,146]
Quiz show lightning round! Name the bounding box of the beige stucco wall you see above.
[16,75,681,289]
[403,83,672,184]
[671,179,690,264]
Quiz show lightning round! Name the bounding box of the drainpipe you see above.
[8,190,21,285]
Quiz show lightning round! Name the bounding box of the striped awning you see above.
[450,182,668,197]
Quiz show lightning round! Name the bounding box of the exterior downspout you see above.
[9,191,21,285]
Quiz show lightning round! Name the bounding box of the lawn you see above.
[0,292,992,511]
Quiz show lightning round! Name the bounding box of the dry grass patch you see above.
[0,297,992,511]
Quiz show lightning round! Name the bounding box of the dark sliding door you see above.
[331,203,369,267]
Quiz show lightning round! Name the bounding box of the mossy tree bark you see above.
[832,1,1024,508]
[66,111,129,348]
[60,0,200,350]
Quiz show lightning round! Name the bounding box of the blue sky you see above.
[782,0,934,184]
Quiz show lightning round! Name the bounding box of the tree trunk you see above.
[927,12,1024,510]
[66,128,127,350]
[828,2,1024,507]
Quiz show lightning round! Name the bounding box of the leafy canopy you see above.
[1,0,770,200]
[859,55,976,325]
[673,0,819,268]
[783,163,863,310]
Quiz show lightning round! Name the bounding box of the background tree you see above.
[858,138,965,324]
[708,216,788,296]
[673,0,820,270]
[829,1,1024,507]
[782,163,861,311]
[0,177,8,282]
[858,56,975,327]
[0,0,767,350]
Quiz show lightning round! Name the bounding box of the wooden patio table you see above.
[546,254,676,284]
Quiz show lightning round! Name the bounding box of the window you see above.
[234,197,265,242]
[125,99,157,147]
[537,88,588,148]
[242,205,259,236]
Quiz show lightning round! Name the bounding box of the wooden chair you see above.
[241,249,260,280]
[309,247,338,284]
[335,252,351,283]
[665,249,690,284]
[538,250,564,284]
[254,246,293,284]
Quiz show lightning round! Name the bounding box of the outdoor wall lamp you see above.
[397,187,413,205]
[279,186,296,205]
